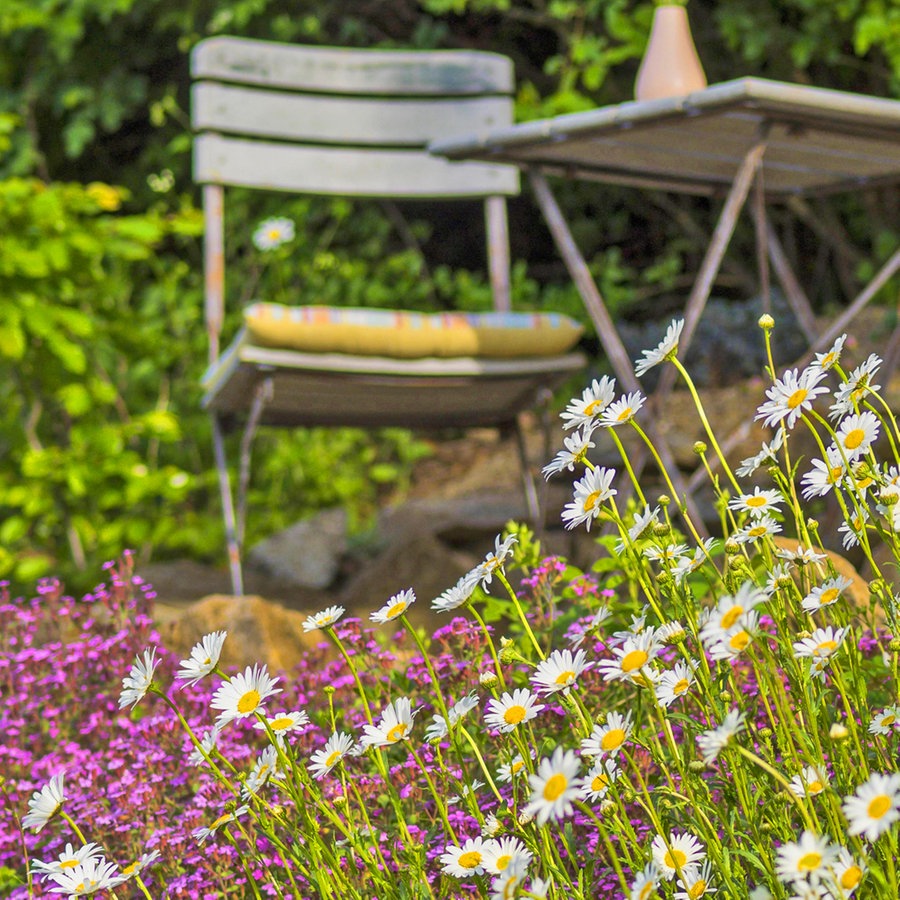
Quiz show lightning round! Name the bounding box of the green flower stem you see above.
[134,876,154,900]
[324,629,375,725]
[574,801,631,894]
[458,725,504,803]
[732,745,816,832]
[59,810,89,847]
[607,426,648,504]
[408,742,458,843]
[469,604,507,690]
[670,356,741,494]
[497,570,544,660]
[400,613,451,723]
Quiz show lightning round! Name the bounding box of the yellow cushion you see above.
[244,304,583,359]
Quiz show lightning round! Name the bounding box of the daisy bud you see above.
[517,812,534,826]
[757,727,773,739]
[766,465,780,478]
[719,691,732,702]
[599,799,616,815]
[805,518,818,530]
[479,670,498,687]
[324,686,335,695]
[656,571,672,586]
[758,314,775,329]
[658,494,670,507]
[333,795,347,807]
[879,490,899,506]
[651,522,670,538]
[889,639,900,653]
[724,538,741,555]
[830,722,849,740]
[775,573,794,589]
[693,441,707,455]
[688,760,706,774]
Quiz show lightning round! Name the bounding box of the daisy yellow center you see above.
[664,848,688,869]
[554,669,576,685]
[203,657,212,665]
[819,588,839,605]
[814,640,837,657]
[747,524,767,538]
[746,495,768,508]
[729,631,751,651]
[211,813,232,829]
[271,716,294,731]
[601,729,626,751]
[511,760,525,774]
[584,399,602,415]
[592,773,610,791]
[844,428,865,450]
[543,773,568,801]
[59,859,79,870]
[720,606,743,629]
[325,750,341,767]
[267,228,281,239]
[867,794,892,819]
[787,388,808,409]
[822,352,837,367]
[458,850,482,869]
[584,490,602,512]
[121,863,137,877]
[503,705,527,725]
[638,884,655,900]
[808,780,824,793]
[797,851,822,872]
[674,678,691,695]
[616,407,633,422]
[496,854,512,871]
[386,722,409,742]
[882,714,896,727]
[237,689,261,714]
[621,649,649,673]
[688,882,707,899]
[841,865,863,889]
[829,466,844,483]
[386,601,406,618]
[857,476,874,489]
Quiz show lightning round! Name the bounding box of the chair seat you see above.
[203,331,586,429]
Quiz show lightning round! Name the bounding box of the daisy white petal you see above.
[192,805,250,843]
[774,830,837,886]
[252,216,295,251]
[561,466,617,531]
[531,648,593,695]
[599,391,646,428]
[523,747,581,826]
[370,588,416,624]
[630,863,660,900]
[482,836,533,875]
[302,605,345,633]
[23,773,65,834]
[788,765,830,798]
[176,631,227,687]
[210,664,281,724]
[31,842,102,878]
[542,425,596,478]
[634,318,684,376]
[696,708,745,765]
[651,830,706,880]
[119,647,160,709]
[560,376,616,429]
[835,411,879,461]
[432,571,479,612]
[253,709,310,744]
[581,711,633,757]
[869,705,900,735]
[579,757,620,802]
[843,771,900,840]
[309,731,356,780]
[755,366,829,429]
[360,697,416,749]
[801,576,852,613]
[45,856,122,896]
[440,836,490,877]
[485,689,545,733]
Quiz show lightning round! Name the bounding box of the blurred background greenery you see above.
[1,0,899,589]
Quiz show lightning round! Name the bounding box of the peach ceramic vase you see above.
[634,4,707,101]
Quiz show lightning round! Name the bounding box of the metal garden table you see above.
[432,77,900,517]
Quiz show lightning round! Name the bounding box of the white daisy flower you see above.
[831,847,866,895]
[192,805,250,843]
[810,334,846,371]
[839,507,870,551]
[651,830,706,880]
[869,705,900,735]
[597,631,660,684]
[524,747,581,826]
[618,504,661,550]
[210,664,282,724]
[242,746,281,798]
[755,366,829,429]
[560,376,616,429]
[426,692,481,741]
[542,424,597,478]
[31,842,103,878]
[644,542,689,565]
[119,647,160,710]
[579,757,620,801]
[764,562,793,595]
[176,631,227,687]
[117,850,162,883]
[672,540,717,584]
[700,581,767,640]
[440,836,491,877]
[705,614,758,662]
[630,863,660,900]
[775,544,827,566]
[734,514,782,544]
[674,860,716,899]
[490,861,529,900]
[788,765,830,798]
[800,446,847,500]
[728,487,784,518]
[793,626,847,679]
[44,855,122,896]
[581,710,633,758]
[432,571,480,612]
[655,661,697,708]
[531,648,593,695]
[187,725,222,768]
[830,353,882,419]
[634,318,684,377]
[736,430,786,478]
[801,576,852,613]
[22,773,65,834]
[302,605,345,632]
[482,836,533,875]
[252,216,295,251]
[484,689,545,733]
[696,708,746,765]
[843,771,900,840]
[599,390,646,428]
[835,411,880,461]
[568,604,612,649]
[497,752,530,783]
[481,813,502,837]
[561,466,617,531]
[476,534,518,587]
[360,697,416,749]
[309,731,356,780]
[253,709,310,744]
[774,829,837,886]
[370,588,416,624]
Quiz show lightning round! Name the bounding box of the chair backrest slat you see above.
[191,36,518,198]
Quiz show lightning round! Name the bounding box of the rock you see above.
[154,594,327,671]
[247,508,347,589]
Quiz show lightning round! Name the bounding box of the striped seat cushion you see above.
[244,303,583,359]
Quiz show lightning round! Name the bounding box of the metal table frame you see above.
[432,77,900,518]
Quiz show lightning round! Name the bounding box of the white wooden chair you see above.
[191,37,586,594]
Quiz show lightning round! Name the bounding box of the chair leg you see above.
[210,412,244,596]
[237,379,274,549]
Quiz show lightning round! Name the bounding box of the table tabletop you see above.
[432,77,900,198]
